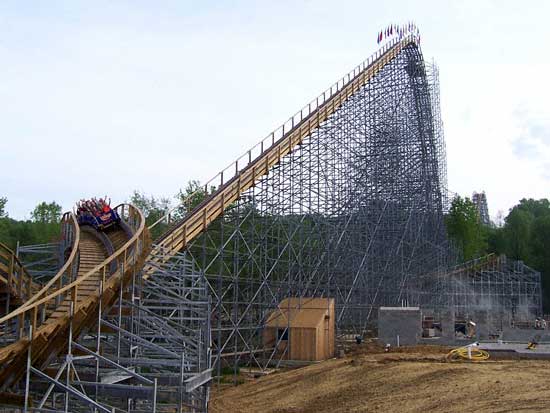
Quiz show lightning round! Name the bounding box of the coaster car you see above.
[77,208,120,231]
[75,198,120,231]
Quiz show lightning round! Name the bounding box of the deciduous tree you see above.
[445,196,487,261]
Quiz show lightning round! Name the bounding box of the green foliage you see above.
[129,191,172,225]
[31,201,62,223]
[0,197,7,218]
[486,198,550,310]
[129,181,215,240]
[445,196,487,261]
[515,198,550,219]
[129,191,172,239]
[486,226,506,255]
[0,198,62,249]
[531,215,550,261]
[220,365,240,376]
[531,215,550,270]
[503,208,533,261]
[531,216,550,302]
[174,180,214,218]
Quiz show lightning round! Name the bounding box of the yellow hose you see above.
[446,346,489,362]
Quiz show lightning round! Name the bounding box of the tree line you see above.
[2,190,549,308]
[0,181,205,250]
[0,197,62,250]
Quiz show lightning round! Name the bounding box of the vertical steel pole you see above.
[23,323,32,413]
[152,378,158,412]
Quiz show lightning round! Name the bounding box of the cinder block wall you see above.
[440,308,455,340]
[378,307,421,346]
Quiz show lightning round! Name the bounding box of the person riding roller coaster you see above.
[75,196,120,231]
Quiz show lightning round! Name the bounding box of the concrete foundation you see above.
[377,306,549,347]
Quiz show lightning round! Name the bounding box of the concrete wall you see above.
[378,307,421,346]
[440,308,455,341]
[501,327,550,343]
[473,309,489,340]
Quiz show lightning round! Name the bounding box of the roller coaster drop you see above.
[0,31,542,412]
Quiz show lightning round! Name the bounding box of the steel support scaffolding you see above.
[5,34,545,413]
[16,243,61,282]
[182,43,451,377]
[19,250,211,413]
[425,254,542,320]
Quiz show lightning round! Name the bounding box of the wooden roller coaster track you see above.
[0,204,150,392]
[0,34,418,405]
[148,35,420,267]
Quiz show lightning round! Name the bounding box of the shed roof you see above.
[265,297,334,329]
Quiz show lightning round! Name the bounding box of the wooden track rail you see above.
[21,212,80,308]
[149,36,419,262]
[0,204,150,390]
[0,212,79,312]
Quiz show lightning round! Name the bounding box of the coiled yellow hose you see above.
[446,346,489,361]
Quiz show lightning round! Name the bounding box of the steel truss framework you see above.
[20,250,211,413]
[16,243,61,282]
[426,254,542,320]
[184,43,451,377]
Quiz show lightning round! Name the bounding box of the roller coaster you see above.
[0,31,542,413]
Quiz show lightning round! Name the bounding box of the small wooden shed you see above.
[263,297,335,361]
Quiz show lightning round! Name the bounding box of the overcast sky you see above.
[1,0,548,220]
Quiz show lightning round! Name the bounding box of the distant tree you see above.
[0,197,7,218]
[0,218,36,249]
[515,198,550,219]
[531,215,550,309]
[31,201,62,224]
[0,201,63,248]
[174,180,214,218]
[531,216,550,259]
[129,191,171,226]
[30,201,63,245]
[445,196,487,261]
[486,226,506,255]
[503,207,534,261]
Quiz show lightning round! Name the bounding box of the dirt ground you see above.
[209,344,550,413]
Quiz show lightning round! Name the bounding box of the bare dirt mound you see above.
[209,345,550,413]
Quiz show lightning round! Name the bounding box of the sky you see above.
[1,0,549,221]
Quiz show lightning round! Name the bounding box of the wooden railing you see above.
[0,243,37,306]
[21,212,80,309]
[0,204,148,342]
[147,35,420,261]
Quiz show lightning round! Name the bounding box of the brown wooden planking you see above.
[0,217,150,390]
[0,242,41,306]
